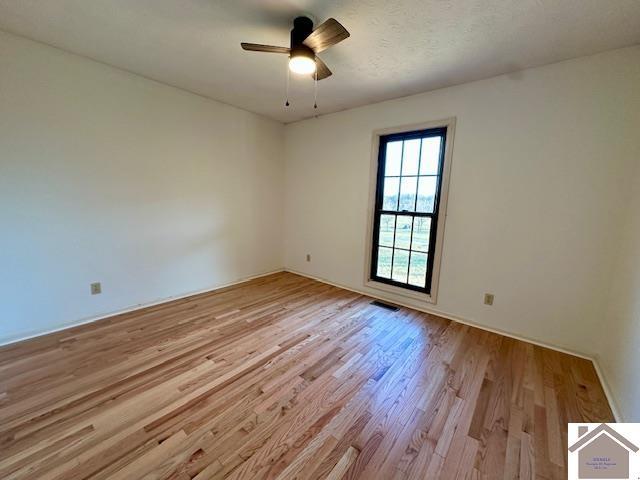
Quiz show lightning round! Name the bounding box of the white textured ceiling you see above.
[1,0,639,123]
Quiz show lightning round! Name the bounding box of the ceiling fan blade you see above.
[302,18,350,53]
[241,43,290,54]
[314,56,332,80]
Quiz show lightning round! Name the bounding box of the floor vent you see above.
[370,300,399,311]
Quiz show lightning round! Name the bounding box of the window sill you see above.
[365,279,437,304]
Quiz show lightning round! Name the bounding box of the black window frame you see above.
[370,126,447,295]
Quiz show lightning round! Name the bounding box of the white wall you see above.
[284,46,640,357]
[599,157,640,421]
[0,30,284,344]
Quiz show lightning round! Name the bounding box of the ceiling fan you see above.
[241,16,350,81]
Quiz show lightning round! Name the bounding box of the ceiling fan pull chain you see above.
[313,68,318,109]
[285,65,291,107]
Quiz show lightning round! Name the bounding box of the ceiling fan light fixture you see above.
[289,55,316,75]
[288,47,316,75]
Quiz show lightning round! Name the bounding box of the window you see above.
[370,127,448,295]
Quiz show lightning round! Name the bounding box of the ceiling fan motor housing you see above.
[290,16,314,58]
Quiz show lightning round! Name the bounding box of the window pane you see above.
[398,177,417,211]
[392,249,409,283]
[378,214,395,247]
[377,247,392,279]
[373,128,447,292]
[416,176,437,213]
[408,252,428,287]
[420,137,441,175]
[394,216,412,250]
[382,177,399,210]
[401,139,420,176]
[385,141,402,176]
[412,217,431,252]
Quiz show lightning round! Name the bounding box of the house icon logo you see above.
[568,423,640,479]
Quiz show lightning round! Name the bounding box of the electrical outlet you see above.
[306,254,311,262]
[91,282,102,295]
[484,293,494,306]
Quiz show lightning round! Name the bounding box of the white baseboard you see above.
[591,356,623,422]
[0,268,284,348]
[285,268,622,421]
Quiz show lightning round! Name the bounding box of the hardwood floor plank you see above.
[0,272,613,479]
[325,445,359,480]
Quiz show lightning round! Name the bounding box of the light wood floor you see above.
[0,272,613,479]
